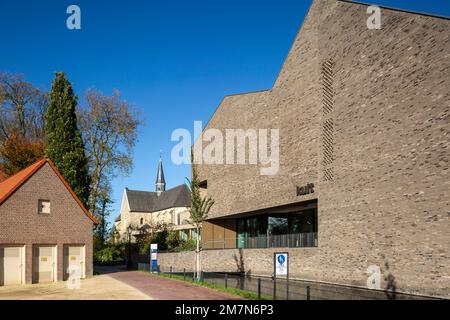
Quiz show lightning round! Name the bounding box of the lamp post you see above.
[126,225,132,270]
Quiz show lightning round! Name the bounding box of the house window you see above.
[140,218,144,225]
[38,200,51,214]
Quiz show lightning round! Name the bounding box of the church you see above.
[114,157,194,243]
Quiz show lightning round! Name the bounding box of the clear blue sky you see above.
[1,0,449,227]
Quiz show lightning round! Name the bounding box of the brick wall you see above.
[0,163,94,283]
[192,0,450,298]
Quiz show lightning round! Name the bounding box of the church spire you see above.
[155,152,166,196]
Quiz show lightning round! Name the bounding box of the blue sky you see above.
[1,0,449,227]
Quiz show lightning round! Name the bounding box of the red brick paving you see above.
[96,266,242,300]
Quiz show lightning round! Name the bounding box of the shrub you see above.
[94,243,126,264]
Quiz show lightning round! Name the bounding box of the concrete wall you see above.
[192,0,450,298]
[0,163,94,283]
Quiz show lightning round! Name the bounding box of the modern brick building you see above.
[159,0,450,298]
[0,158,97,286]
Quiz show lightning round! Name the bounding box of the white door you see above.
[0,246,24,286]
[64,246,85,280]
[33,246,56,283]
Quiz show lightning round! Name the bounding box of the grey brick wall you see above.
[0,163,94,283]
[192,0,450,298]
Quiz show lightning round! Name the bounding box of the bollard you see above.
[170,266,172,277]
[258,278,261,300]
[225,273,228,289]
[306,285,311,300]
[183,268,186,281]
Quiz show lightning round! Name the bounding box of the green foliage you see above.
[44,72,90,206]
[93,243,126,265]
[166,230,180,250]
[176,239,197,251]
[187,153,214,227]
[138,228,170,255]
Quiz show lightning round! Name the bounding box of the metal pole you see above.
[273,277,277,300]
[170,265,172,277]
[127,232,132,270]
[286,276,289,300]
[225,273,228,289]
[306,285,311,300]
[183,268,186,281]
[258,278,261,299]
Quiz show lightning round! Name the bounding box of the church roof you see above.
[126,184,191,213]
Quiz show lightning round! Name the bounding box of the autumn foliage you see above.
[0,133,45,177]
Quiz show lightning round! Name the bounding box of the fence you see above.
[138,264,431,300]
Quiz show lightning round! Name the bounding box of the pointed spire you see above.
[155,152,165,195]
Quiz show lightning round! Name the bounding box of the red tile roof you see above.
[0,158,97,224]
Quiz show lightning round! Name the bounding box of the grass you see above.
[139,270,272,300]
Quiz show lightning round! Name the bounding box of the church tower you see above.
[155,155,166,196]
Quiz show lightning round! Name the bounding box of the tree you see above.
[0,72,48,142]
[94,187,113,245]
[0,133,44,176]
[78,89,141,241]
[187,152,214,280]
[44,72,90,206]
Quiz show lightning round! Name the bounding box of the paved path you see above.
[0,274,151,300]
[96,266,242,300]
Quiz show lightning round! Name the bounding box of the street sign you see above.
[150,243,158,273]
[274,252,288,277]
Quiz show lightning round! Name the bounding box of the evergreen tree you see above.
[45,72,90,206]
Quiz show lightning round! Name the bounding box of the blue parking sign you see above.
[275,252,288,277]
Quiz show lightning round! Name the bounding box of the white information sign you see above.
[275,252,288,277]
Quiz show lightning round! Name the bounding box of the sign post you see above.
[150,243,158,273]
[274,252,289,277]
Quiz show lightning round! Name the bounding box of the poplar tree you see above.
[45,72,90,206]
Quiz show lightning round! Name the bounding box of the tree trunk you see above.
[196,226,200,281]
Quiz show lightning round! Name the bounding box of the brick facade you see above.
[0,162,94,283]
[187,0,450,298]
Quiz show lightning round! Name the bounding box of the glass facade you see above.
[236,209,318,248]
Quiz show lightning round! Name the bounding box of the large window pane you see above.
[268,215,288,235]
[235,209,317,249]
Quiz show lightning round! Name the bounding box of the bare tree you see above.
[0,72,48,142]
[78,89,142,237]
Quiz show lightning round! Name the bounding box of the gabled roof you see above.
[0,158,97,224]
[126,184,191,213]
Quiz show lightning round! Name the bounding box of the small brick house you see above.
[0,158,97,286]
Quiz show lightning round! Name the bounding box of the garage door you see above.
[64,246,85,280]
[0,246,24,286]
[33,246,56,283]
